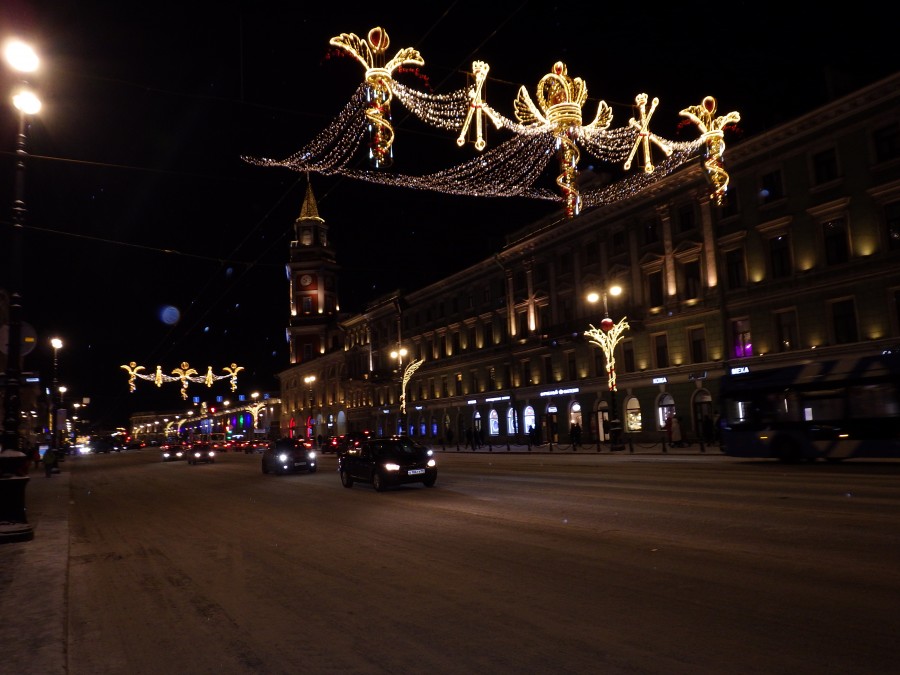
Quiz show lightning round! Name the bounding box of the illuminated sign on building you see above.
[485,395,510,402]
[730,366,750,375]
[539,387,580,397]
[652,377,667,384]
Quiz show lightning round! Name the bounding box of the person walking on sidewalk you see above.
[43,448,58,477]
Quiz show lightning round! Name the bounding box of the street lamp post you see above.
[0,40,40,542]
[390,345,424,435]
[304,376,316,440]
[50,338,62,451]
[2,40,40,457]
[585,286,629,451]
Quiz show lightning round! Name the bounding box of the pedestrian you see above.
[702,414,714,444]
[670,415,683,448]
[527,425,535,447]
[43,447,58,477]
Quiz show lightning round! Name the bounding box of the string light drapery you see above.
[121,362,244,399]
[244,26,741,217]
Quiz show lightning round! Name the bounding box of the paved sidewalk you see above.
[0,465,69,675]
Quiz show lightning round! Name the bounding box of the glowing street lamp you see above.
[2,40,40,464]
[304,376,316,440]
[585,285,629,451]
[49,338,63,450]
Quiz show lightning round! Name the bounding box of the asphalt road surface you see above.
[56,449,900,674]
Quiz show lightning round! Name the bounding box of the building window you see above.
[720,186,739,218]
[611,230,626,256]
[642,217,660,245]
[302,296,312,313]
[769,234,792,278]
[725,249,746,290]
[831,298,858,344]
[303,344,313,361]
[543,355,553,384]
[885,202,900,251]
[759,169,784,204]
[455,373,462,396]
[732,318,752,358]
[484,322,493,347]
[622,340,635,374]
[775,309,798,352]
[653,333,669,368]
[812,147,839,185]
[873,122,900,163]
[823,218,849,265]
[682,260,701,300]
[677,203,696,233]
[689,327,707,363]
[647,270,664,307]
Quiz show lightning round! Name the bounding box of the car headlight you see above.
[384,462,401,472]
[427,458,436,468]
[308,451,317,460]
[278,452,289,463]
[426,449,434,457]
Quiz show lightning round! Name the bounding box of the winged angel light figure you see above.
[244,27,740,217]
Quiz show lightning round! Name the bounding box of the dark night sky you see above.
[1,1,896,428]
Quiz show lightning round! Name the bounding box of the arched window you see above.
[524,406,536,435]
[489,409,499,436]
[507,407,519,435]
[624,396,643,432]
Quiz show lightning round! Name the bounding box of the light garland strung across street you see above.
[121,361,244,400]
[244,26,741,217]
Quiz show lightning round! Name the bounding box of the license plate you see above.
[407,468,425,475]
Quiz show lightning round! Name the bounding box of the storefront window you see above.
[624,397,643,432]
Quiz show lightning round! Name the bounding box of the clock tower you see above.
[287,180,341,365]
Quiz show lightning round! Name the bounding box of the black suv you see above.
[261,437,317,475]
[338,437,437,491]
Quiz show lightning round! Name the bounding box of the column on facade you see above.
[657,203,677,299]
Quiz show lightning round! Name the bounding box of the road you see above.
[54,449,900,674]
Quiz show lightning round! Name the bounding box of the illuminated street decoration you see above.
[624,93,672,173]
[679,96,741,205]
[329,27,424,168]
[245,27,740,217]
[585,317,630,395]
[121,361,243,399]
[399,358,424,415]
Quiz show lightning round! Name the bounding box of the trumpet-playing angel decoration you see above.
[120,362,243,399]
[244,27,741,218]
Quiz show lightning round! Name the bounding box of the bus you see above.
[719,348,900,462]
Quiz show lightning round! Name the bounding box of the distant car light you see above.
[384,462,401,472]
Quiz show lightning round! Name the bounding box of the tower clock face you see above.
[300,274,312,286]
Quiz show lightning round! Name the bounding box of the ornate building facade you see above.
[277,72,900,447]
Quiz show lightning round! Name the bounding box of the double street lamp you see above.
[585,285,629,451]
[2,39,40,458]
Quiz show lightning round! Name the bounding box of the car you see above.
[336,430,373,455]
[338,436,437,491]
[321,435,341,453]
[186,443,216,465]
[86,436,118,454]
[245,437,271,454]
[161,442,187,461]
[261,437,317,474]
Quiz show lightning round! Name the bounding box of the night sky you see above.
[1,1,896,428]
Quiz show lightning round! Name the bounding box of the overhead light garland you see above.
[244,26,741,217]
[121,361,244,399]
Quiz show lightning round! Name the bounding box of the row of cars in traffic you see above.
[159,431,438,491]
